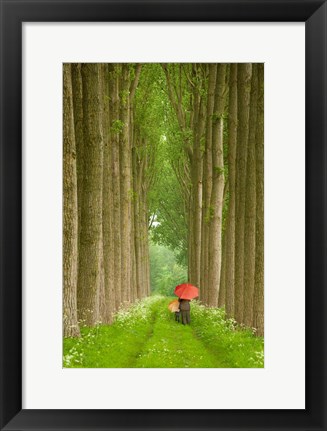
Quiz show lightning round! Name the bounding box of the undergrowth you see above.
[63,296,264,368]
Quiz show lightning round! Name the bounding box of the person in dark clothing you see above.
[175,299,181,323]
[179,298,191,325]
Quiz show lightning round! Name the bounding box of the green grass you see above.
[191,302,264,368]
[63,296,264,368]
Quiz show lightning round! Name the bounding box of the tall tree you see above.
[102,64,115,323]
[243,64,258,327]
[189,65,206,289]
[207,64,227,306]
[224,63,238,318]
[77,64,103,326]
[110,65,122,310]
[253,64,264,336]
[119,64,132,304]
[98,68,106,323]
[234,63,252,323]
[132,131,144,298]
[71,64,84,242]
[63,64,80,337]
[129,64,142,301]
[218,212,228,308]
[201,64,217,304]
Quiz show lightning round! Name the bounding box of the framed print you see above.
[24,23,305,410]
[0,1,326,430]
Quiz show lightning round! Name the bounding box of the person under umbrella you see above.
[168,299,181,322]
[178,297,191,325]
[174,283,199,325]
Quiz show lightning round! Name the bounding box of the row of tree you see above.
[63,63,155,337]
[64,63,264,338]
[159,64,264,335]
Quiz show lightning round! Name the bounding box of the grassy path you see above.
[64,296,264,368]
[132,299,224,368]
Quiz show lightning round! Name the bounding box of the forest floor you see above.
[63,296,264,368]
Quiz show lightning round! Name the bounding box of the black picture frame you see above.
[1,1,326,430]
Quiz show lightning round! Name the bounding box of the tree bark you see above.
[71,64,84,244]
[129,65,142,301]
[253,64,264,336]
[133,133,146,299]
[102,64,115,323]
[63,64,80,338]
[111,65,122,310]
[77,63,103,326]
[120,64,132,304]
[98,66,106,323]
[225,63,238,319]
[234,63,252,323]
[143,194,151,297]
[208,64,227,307]
[218,219,227,308]
[201,64,217,304]
[133,137,141,298]
[243,64,258,327]
[190,85,205,289]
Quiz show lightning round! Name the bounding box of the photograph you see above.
[63,63,264,368]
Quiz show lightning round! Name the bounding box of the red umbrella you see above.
[174,283,199,300]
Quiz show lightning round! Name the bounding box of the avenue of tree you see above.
[63,63,264,338]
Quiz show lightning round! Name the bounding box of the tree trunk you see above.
[131,205,137,302]
[111,65,122,310]
[102,64,115,323]
[253,64,264,336]
[143,195,151,296]
[98,66,106,323]
[63,64,80,338]
[77,63,103,326]
[129,65,142,301]
[120,64,131,305]
[71,64,84,245]
[208,64,227,307]
[243,64,258,327]
[201,64,217,304]
[133,134,146,299]
[130,121,136,303]
[225,64,238,319]
[133,140,141,298]
[188,199,194,284]
[218,221,227,308]
[190,90,205,288]
[234,63,252,323]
